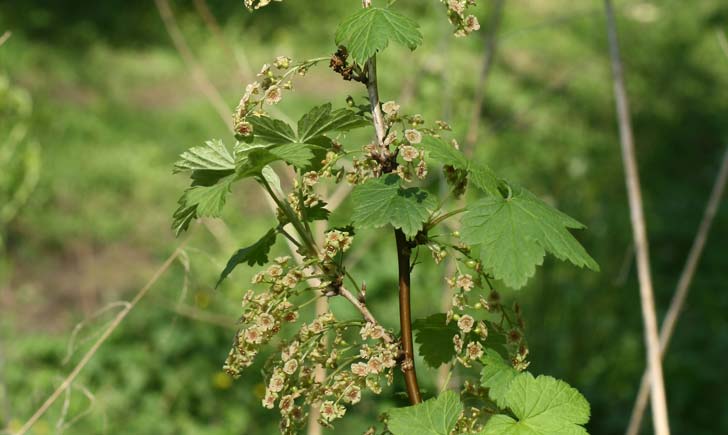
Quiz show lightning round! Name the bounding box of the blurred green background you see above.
[1,0,727,434]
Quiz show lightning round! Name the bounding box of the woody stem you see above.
[395,228,423,404]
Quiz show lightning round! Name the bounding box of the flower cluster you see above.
[321,229,354,260]
[347,101,454,184]
[438,246,531,374]
[233,57,324,138]
[255,311,397,434]
[441,0,481,37]
[223,257,306,378]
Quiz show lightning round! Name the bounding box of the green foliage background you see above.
[1,0,727,434]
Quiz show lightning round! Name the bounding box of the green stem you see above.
[428,207,467,229]
[260,177,318,256]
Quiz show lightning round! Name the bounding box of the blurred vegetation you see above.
[1,0,727,434]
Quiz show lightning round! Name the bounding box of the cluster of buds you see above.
[321,229,354,260]
[427,242,449,264]
[287,184,323,221]
[233,56,319,138]
[347,102,455,184]
[243,0,282,10]
[223,257,306,378]
[330,46,367,82]
[442,0,481,37]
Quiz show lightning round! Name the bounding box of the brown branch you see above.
[603,2,670,434]
[13,237,191,435]
[624,150,728,434]
[464,0,506,154]
[395,229,422,404]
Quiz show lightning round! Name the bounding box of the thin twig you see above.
[193,0,253,78]
[625,145,728,435]
[12,238,191,435]
[717,30,728,61]
[603,2,670,434]
[0,31,10,48]
[464,0,506,154]
[154,0,232,129]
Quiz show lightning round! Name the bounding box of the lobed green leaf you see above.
[351,174,436,237]
[420,136,499,196]
[479,373,591,435]
[480,349,519,408]
[387,390,462,435]
[335,7,423,65]
[460,186,599,289]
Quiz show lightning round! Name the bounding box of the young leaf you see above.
[185,177,234,217]
[335,7,423,65]
[460,186,599,289]
[387,390,463,435]
[479,373,591,435]
[420,136,469,170]
[420,136,499,196]
[172,175,234,236]
[216,229,278,288]
[480,349,519,408]
[174,139,235,173]
[469,161,500,197]
[302,201,330,222]
[247,115,297,146]
[351,174,436,237]
[269,143,315,168]
[297,103,368,143]
[412,313,459,368]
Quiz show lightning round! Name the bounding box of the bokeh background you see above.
[1,0,727,434]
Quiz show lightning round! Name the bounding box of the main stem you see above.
[395,229,422,404]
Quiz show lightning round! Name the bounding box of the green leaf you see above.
[420,136,469,170]
[270,143,315,168]
[335,7,423,65]
[248,115,297,146]
[351,174,436,237]
[297,103,368,143]
[172,175,234,236]
[387,390,463,435]
[479,373,591,435]
[185,178,233,217]
[460,186,599,289]
[420,136,499,196]
[469,161,500,197]
[174,139,235,173]
[236,147,279,179]
[480,350,519,408]
[412,313,458,368]
[216,229,278,288]
[302,201,330,222]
